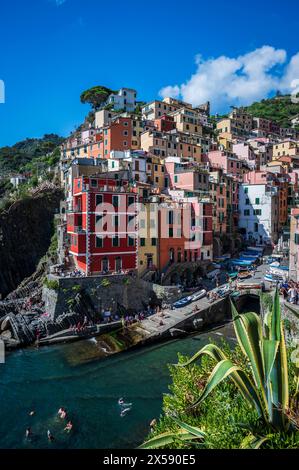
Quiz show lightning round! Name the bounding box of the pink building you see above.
[233,142,256,169]
[164,161,209,192]
[203,150,242,178]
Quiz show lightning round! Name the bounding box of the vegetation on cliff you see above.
[244,94,299,129]
[0,135,63,212]
[0,134,64,175]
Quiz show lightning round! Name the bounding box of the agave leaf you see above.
[240,433,269,449]
[180,343,265,417]
[270,289,281,341]
[262,339,279,384]
[190,359,264,417]
[176,343,227,367]
[139,429,203,449]
[231,303,265,390]
[269,296,289,428]
[172,419,206,439]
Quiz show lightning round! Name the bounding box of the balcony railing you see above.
[73,226,86,234]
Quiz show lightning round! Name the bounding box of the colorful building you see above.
[67,173,138,275]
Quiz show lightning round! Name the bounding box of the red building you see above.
[154,115,176,133]
[158,199,213,271]
[67,173,138,275]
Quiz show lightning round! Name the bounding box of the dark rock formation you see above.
[0,188,62,298]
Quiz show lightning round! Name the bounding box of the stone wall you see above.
[42,275,182,320]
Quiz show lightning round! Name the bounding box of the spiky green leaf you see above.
[231,303,265,390]
[139,429,204,449]
[240,434,269,449]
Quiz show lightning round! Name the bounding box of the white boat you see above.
[191,290,207,302]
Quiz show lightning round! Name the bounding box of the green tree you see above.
[80,86,117,110]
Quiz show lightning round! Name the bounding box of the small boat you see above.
[191,290,207,302]
[264,273,283,283]
[218,285,232,297]
[228,272,238,280]
[237,282,264,290]
[173,296,193,309]
[238,270,252,280]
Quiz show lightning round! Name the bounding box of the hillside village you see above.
[56,88,299,285]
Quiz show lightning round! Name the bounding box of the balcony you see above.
[66,206,81,213]
[73,227,86,234]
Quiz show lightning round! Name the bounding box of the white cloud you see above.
[159,46,299,112]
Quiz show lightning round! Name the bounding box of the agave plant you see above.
[141,290,299,449]
[140,420,206,449]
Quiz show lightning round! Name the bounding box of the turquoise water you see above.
[0,325,234,449]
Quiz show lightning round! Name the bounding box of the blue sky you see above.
[0,0,299,146]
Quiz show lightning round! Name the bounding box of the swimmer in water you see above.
[120,408,131,417]
[58,408,67,419]
[64,421,73,432]
[29,410,35,416]
[47,430,54,441]
[25,428,32,439]
[118,398,124,405]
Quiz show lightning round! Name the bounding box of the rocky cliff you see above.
[0,188,62,298]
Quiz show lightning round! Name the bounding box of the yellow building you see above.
[218,135,234,152]
[137,201,159,274]
[169,108,203,136]
[141,129,201,163]
[272,140,299,160]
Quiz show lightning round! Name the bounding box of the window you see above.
[246,198,250,205]
[112,236,119,247]
[254,209,262,216]
[96,194,103,205]
[140,238,145,247]
[96,236,103,248]
[169,228,173,238]
[128,196,135,206]
[244,187,248,194]
[174,175,178,183]
[151,238,157,246]
[294,234,299,245]
[123,141,128,146]
[112,196,119,207]
[113,215,119,227]
[255,198,260,205]
[140,219,145,229]
[123,130,128,136]
[128,236,135,247]
[91,179,97,187]
[254,223,259,233]
[168,211,174,224]
[244,209,250,216]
